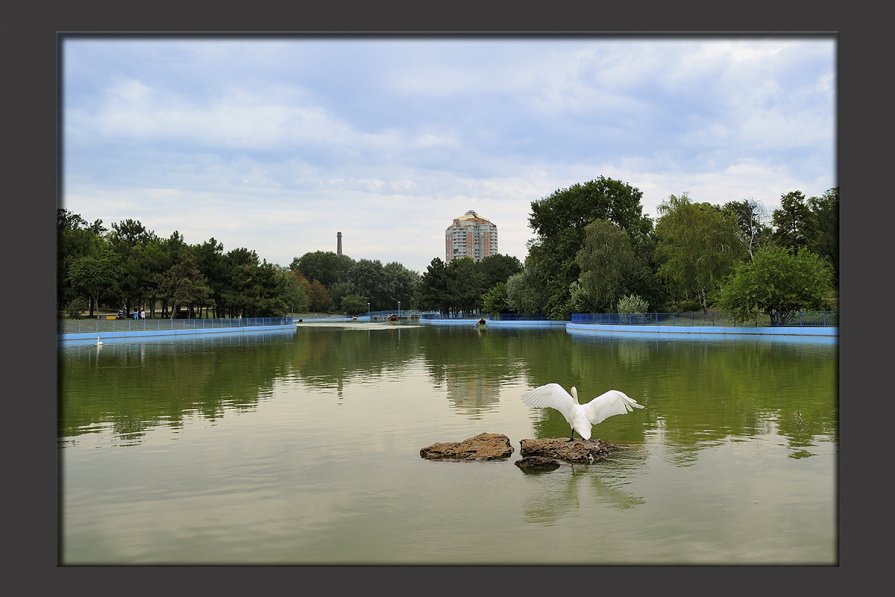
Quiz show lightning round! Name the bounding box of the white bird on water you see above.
[521,383,644,441]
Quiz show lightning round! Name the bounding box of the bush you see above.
[617,293,649,314]
[66,297,89,319]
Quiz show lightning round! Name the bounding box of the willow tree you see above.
[655,193,745,312]
[576,219,636,311]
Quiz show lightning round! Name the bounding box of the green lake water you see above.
[59,323,837,565]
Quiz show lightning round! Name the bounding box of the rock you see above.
[519,438,617,464]
[514,456,561,473]
[420,433,514,461]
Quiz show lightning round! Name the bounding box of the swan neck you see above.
[571,387,578,403]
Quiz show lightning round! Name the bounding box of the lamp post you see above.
[367,302,371,321]
[397,301,400,318]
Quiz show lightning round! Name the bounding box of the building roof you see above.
[453,210,494,226]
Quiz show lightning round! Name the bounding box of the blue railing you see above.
[59,316,293,335]
[570,311,838,327]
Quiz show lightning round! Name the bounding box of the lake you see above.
[59,322,837,565]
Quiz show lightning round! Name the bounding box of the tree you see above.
[347,259,390,310]
[481,282,509,316]
[156,251,212,318]
[807,187,839,283]
[722,199,772,260]
[67,247,121,317]
[477,254,522,290]
[772,191,812,252]
[57,209,105,310]
[340,294,370,316]
[107,219,159,315]
[292,251,356,289]
[446,257,485,313]
[281,269,310,313]
[655,193,746,312]
[505,269,544,316]
[417,258,452,314]
[525,177,653,319]
[383,262,420,311]
[716,246,834,325]
[306,280,334,312]
[194,238,227,317]
[575,219,636,310]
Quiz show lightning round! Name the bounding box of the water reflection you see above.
[59,325,836,460]
[59,332,297,444]
[522,447,647,524]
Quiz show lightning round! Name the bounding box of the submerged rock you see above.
[514,456,561,473]
[519,438,617,464]
[420,433,514,461]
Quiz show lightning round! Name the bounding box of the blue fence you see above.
[570,311,838,327]
[60,316,293,335]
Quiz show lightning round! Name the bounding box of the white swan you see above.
[521,383,644,441]
[96,336,103,346]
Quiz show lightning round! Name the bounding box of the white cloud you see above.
[62,37,836,274]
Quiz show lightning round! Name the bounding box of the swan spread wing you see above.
[583,390,644,426]
[520,383,575,421]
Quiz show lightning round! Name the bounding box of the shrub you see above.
[617,293,649,314]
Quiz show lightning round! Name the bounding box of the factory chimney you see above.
[337,231,342,256]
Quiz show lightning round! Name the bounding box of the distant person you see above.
[133,308,139,320]
[140,307,145,320]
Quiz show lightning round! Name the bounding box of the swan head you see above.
[571,386,578,403]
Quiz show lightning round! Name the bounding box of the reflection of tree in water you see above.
[418,327,533,417]
[521,334,836,460]
[522,447,647,524]
[59,333,297,443]
[288,327,421,395]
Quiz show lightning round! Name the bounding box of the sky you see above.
[62,36,836,274]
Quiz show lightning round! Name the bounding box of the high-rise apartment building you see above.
[445,210,498,263]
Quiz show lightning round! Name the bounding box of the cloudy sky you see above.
[62,36,836,273]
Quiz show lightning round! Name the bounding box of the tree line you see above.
[58,176,837,324]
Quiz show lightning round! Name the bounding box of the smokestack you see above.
[337,231,342,256]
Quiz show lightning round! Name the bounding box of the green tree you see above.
[107,219,159,315]
[383,262,420,311]
[282,269,310,313]
[340,294,370,316]
[772,191,812,252]
[194,238,228,318]
[807,187,838,283]
[292,251,356,289]
[417,258,452,314]
[526,177,653,319]
[306,279,334,312]
[482,282,509,316]
[505,268,544,316]
[156,250,212,318]
[576,219,636,310]
[57,209,106,310]
[655,193,746,312]
[722,199,772,260]
[67,247,121,318]
[477,254,522,290]
[716,246,834,325]
[347,259,390,310]
[446,257,485,313]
